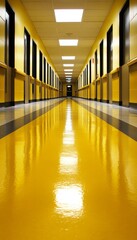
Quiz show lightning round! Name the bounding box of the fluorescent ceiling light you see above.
[64,69,73,72]
[62,56,75,60]
[63,64,74,67]
[59,39,78,46]
[65,73,72,75]
[54,9,83,22]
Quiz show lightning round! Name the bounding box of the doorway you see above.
[67,85,72,97]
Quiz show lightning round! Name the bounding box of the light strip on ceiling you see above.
[54,9,84,22]
[63,64,74,67]
[62,56,75,60]
[59,39,78,46]
[66,79,71,81]
[64,69,73,72]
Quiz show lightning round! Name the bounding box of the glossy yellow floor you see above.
[0,99,137,240]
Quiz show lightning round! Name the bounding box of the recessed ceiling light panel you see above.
[54,9,84,22]
[62,56,75,60]
[59,39,78,46]
[63,64,74,67]
[64,69,73,72]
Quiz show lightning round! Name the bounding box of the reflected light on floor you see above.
[65,120,72,132]
[59,154,78,174]
[63,133,74,145]
[55,184,83,218]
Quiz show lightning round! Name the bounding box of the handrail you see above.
[0,62,7,69]
[15,69,26,77]
[78,84,89,90]
[96,77,101,82]
[110,67,120,75]
[102,73,108,78]
[127,57,137,66]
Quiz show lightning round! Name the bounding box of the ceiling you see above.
[21,0,114,83]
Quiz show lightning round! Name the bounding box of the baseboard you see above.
[129,103,137,108]
[112,101,122,106]
[102,100,109,103]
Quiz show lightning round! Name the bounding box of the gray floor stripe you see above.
[73,98,137,141]
[0,99,65,139]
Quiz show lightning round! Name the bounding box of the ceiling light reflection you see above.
[60,154,78,174]
[63,134,74,145]
[55,184,83,217]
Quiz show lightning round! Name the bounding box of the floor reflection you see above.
[55,184,83,218]
[55,101,83,218]
[59,153,78,174]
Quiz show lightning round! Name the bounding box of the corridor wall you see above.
[0,0,60,107]
[78,0,137,107]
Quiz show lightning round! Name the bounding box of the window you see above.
[39,51,42,81]
[100,40,104,77]
[32,40,37,78]
[107,26,113,73]
[86,64,88,85]
[89,59,92,83]
[95,50,98,78]
[44,58,46,83]
[24,28,30,75]
[120,0,129,66]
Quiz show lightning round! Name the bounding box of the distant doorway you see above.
[67,85,72,96]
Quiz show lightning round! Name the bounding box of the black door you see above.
[67,85,72,96]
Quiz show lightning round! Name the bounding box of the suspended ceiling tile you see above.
[42,39,59,47]
[55,22,102,38]
[85,0,113,9]
[78,39,95,47]
[22,2,53,10]
[27,11,55,21]
[83,10,109,22]
[52,0,86,9]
